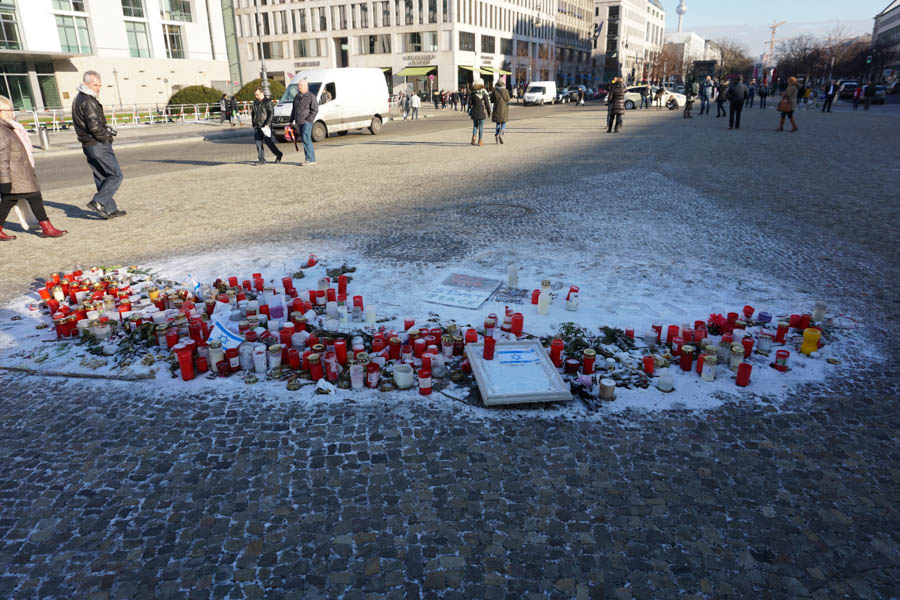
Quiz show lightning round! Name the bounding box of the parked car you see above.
[888,81,900,95]
[838,81,859,100]
[873,85,888,104]
[272,67,389,141]
[555,87,571,103]
[566,85,588,102]
[594,85,608,99]
[523,81,557,106]
[622,86,684,110]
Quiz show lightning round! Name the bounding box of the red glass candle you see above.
[38,287,51,301]
[165,329,179,350]
[306,333,319,348]
[429,327,442,343]
[583,349,596,374]
[666,325,679,345]
[671,336,684,356]
[401,345,413,363]
[743,305,754,319]
[352,295,364,310]
[460,359,471,373]
[682,328,694,345]
[337,275,348,296]
[651,323,662,343]
[254,278,264,292]
[531,289,540,304]
[511,313,524,337]
[642,355,654,375]
[549,338,564,367]
[245,330,258,343]
[307,254,317,267]
[176,346,196,380]
[325,353,340,382]
[566,285,579,300]
[418,368,432,395]
[226,347,240,373]
[302,350,312,371]
[413,337,426,357]
[464,328,478,344]
[196,355,208,374]
[775,322,789,344]
[625,328,634,339]
[309,358,323,381]
[314,290,326,307]
[693,329,705,345]
[788,314,801,329]
[679,350,694,372]
[388,337,402,360]
[736,362,752,387]
[216,360,230,377]
[727,312,739,326]
[47,299,60,314]
[798,314,811,330]
[326,288,336,303]
[279,328,292,347]
[307,290,317,305]
[773,349,790,371]
[696,353,705,375]
[564,358,579,374]
[403,317,415,331]
[334,339,348,364]
[421,352,434,370]
[287,348,301,370]
[741,336,754,357]
[483,336,496,360]
[366,362,380,388]
[228,276,239,288]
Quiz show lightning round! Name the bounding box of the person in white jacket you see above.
[410,93,421,119]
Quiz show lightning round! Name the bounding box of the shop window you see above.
[163,23,185,58]
[125,21,151,57]
[459,31,474,52]
[56,15,92,53]
[481,34,494,54]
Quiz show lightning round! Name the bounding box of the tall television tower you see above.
[676,0,687,32]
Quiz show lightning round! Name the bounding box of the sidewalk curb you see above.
[33,127,252,159]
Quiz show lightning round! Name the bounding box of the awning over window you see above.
[381,67,391,72]
[459,66,494,75]
[396,66,435,77]
[483,66,512,75]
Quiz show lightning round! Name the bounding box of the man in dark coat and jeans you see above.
[251,88,283,165]
[727,75,749,130]
[606,78,626,133]
[73,70,125,219]
[290,79,319,166]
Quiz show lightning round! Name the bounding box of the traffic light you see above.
[867,55,872,64]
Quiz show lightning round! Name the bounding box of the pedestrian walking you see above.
[654,86,665,110]
[467,79,491,146]
[401,92,410,120]
[775,76,799,132]
[410,92,420,119]
[640,84,650,109]
[699,76,714,115]
[432,90,440,110]
[716,80,728,117]
[747,79,757,108]
[290,78,319,166]
[577,86,585,106]
[490,79,510,144]
[863,81,876,110]
[852,85,862,110]
[73,70,125,219]
[822,80,836,112]
[219,94,228,124]
[727,75,749,130]
[251,88,283,165]
[758,84,768,109]
[606,78,625,132]
[229,95,241,125]
[683,79,696,118]
[451,90,460,111]
[0,95,67,240]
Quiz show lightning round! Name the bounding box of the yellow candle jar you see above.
[800,328,821,356]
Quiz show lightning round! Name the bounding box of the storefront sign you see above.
[294,61,321,68]
[402,54,436,65]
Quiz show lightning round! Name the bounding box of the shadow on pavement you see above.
[360,140,473,147]
[144,159,256,167]
[40,200,107,222]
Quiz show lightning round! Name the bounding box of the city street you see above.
[1,99,899,599]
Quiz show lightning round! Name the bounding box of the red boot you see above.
[0,228,15,241]
[38,221,67,238]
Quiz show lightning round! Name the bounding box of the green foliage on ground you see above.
[234,79,286,102]
[167,85,225,106]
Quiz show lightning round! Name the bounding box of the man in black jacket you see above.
[251,88,283,165]
[290,79,319,166]
[822,80,837,112]
[727,75,749,130]
[73,70,125,219]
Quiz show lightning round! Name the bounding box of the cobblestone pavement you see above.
[1,101,899,599]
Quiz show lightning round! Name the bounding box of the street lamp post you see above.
[112,68,122,108]
[253,0,272,98]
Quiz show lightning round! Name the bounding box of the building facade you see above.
[0,0,230,110]
[229,0,593,96]
[591,0,664,84]
[663,30,720,82]
[873,0,900,79]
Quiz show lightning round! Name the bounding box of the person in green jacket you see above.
[490,79,510,144]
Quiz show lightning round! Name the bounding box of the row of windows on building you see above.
[240,0,564,11]
[250,29,588,62]
[0,0,192,57]
[240,0,576,42]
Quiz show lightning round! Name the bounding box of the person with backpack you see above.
[490,79,510,144]
[727,75,749,130]
[467,79,491,146]
[290,78,319,166]
[758,83,769,109]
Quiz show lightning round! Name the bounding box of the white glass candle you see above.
[268,344,282,369]
[252,344,267,375]
[537,290,551,315]
[350,364,364,389]
[326,301,338,318]
[701,355,717,381]
[393,363,414,389]
[812,301,827,322]
[365,305,377,324]
[239,343,254,371]
[598,378,616,401]
[657,372,674,392]
[565,293,579,311]
[507,264,518,288]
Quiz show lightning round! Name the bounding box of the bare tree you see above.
[658,42,685,82]
[710,38,754,78]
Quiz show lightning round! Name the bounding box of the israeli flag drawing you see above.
[207,320,244,350]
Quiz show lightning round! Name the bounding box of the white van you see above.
[272,68,389,142]
[523,81,557,106]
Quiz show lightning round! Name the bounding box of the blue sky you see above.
[662,0,887,57]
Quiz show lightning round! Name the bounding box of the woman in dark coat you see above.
[467,79,491,146]
[490,80,510,144]
[605,78,626,133]
[776,76,799,132]
[0,96,67,240]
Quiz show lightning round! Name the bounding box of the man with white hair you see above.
[72,70,125,218]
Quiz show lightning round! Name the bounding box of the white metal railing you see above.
[15,101,253,133]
